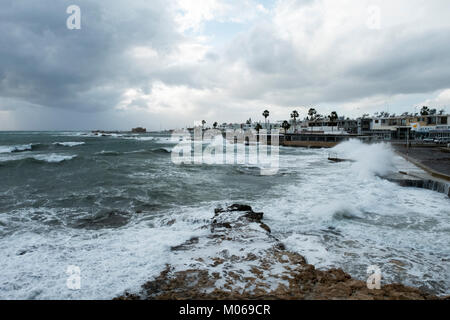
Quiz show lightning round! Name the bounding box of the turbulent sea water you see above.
[0,131,449,299]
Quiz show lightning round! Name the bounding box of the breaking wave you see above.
[0,153,77,165]
[53,142,85,147]
[331,140,396,178]
[0,144,40,153]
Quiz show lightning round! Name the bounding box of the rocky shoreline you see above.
[116,204,444,300]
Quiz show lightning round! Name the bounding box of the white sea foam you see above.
[32,154,77,163]
[331,140,396,178]
[0,144,34,153]
[0,206,210,299]
[0,136,448,299]
[132,137,155,141]
[0,152,77,164]
[255,142,450,293]
[53,142,85,147]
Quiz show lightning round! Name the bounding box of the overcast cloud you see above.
[1,0,450,130]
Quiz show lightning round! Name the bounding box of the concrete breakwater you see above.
[388,146,450,198]
[385,172,450,198]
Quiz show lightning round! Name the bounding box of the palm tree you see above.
[213,122,218,129]
[290,110,299,132]
[308,108,317,120]
[262,110,270,130]
[281,120,291,134]
[255,123,263,133]
[420,106,430,116]
[329,111,338,132]
[201,120,206,129]
[308,108,317,131]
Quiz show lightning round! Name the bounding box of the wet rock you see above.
[228,204,253,212]
[170,237,199,251]
[72,210,130,230]
[117,204,441,301]
[166,219,176,226]
[259,222,271,233]
[244,211,263,222]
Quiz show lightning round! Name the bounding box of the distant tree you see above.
[329,111,338,122]
[438,109,445,115]
[213,122,218,129]
[281,120,291,134]
[420,106,430,116]
[290,110,299,132]
[262,110,270,129]
[329,111,338,132]
[255,123,263,133]
[308,108,317,120]
[430,108,437,115]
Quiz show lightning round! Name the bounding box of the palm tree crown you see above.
[308,108,317,120]
[262,110,270,130]
[281,120,291,134]
[329,111,338,122]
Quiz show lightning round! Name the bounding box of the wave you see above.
[0,143,40,153]
[0,153,77,165]
[33,154,77,163]
[151,147,172,154]
[331,140,396,179]
[123,136,155,141]
[96,150,122,156]
[53,142,85,147]
[95,148,171,157]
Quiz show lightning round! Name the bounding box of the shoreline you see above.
[116,204,447,300]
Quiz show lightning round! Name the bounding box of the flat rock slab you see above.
[116,204,442,300]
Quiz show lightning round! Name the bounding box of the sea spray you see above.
[332,140,396,179]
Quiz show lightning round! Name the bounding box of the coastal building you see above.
[131,127,147,133]
[359,114,450,140]
[282,118,358,134]
[282,132,368,148]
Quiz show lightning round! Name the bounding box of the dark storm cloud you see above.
[1,0,450,130]
[225,26,450,106]
[220,0,450,107]
[0,0,180,112]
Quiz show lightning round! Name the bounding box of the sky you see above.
[1,0,450,130]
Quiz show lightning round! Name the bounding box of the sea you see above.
[0,131,448,299]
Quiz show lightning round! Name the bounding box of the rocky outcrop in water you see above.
[116,204,440,300]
